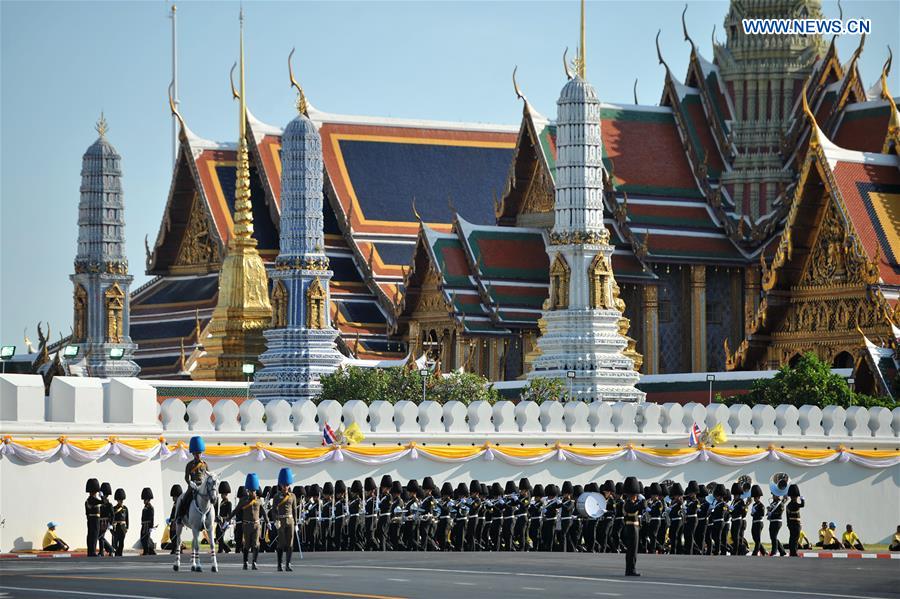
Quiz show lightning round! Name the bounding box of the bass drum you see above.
[576,492,606,519]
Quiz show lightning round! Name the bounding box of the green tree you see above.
[718,352,895,408]
[520,377,567,404]
[429,371,500,406]
[317,366,501,405]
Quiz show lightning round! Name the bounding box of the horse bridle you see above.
[193,476,217,514]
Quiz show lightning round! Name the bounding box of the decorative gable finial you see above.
[288,47,309,116]
[95,112,108,138]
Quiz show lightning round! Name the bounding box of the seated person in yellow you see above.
[889,526,900,552]
[42,522,69,551]
[159,519,186,552]
[816,521,841,549]
[842,524,864,551]
[797,529,811,550]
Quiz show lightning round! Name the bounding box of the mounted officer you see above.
[177,436,209,522]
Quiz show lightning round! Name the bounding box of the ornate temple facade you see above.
[251,79,343,402]
[69,116,140,377]
[124,0,898,399]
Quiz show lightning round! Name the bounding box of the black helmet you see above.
[714,484,726,498]
[350,480,363,495]
[407,479,419,493]
[141,487,154,501]
[335,480,346,495]
[455,482,468,498]
[170,484,183,498]
[600,480,614,494]
[365,477,377,492]
[293,485,305,497]
[114,488,126,501]
[584,482,598,493]
[218,481,231,494]
[309,484,320,498]
[787,484,801,498]
[648,482,663,497]
[480,483,488,496]
[614,482,623,495]
[561,481,574,496]
[390,481,402,495]
[469,480,481,495]
[697,483,707,496]
[750,484,763,499]
[85,478,100,493]
[379,475,392,490]
[532,484,544,499]
[685,480,699,495]
[730,482,742,496]
[670,483,684,497]
[546,484,559,498]
[237,485,246,499]
[504,480,517,495]
[519,477,532,492]
[100,482,112,497]
[422,477,435,491]
[623,477,640,495]
[573,484,583,497]
[322,482,334,496]
[441,482,453,497]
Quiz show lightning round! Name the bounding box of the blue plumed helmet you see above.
[245,473,260,492]
[278,467,294,487]
[188,436,205,454]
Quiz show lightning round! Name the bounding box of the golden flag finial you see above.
[288,48,309,116]
[95,112,108,138]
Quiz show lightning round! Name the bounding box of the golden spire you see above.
[95,112,108,138]
[288,48,309,116]
[232,6,254,242]
[575,0,586,79]
[191,8,272,382]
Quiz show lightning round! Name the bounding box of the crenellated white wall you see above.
[1,374,898,552]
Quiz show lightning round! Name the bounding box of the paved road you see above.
[1,552,897,599]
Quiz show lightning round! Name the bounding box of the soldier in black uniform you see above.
[306,484,321,552]
[785,484,805,557]
[466,481,482,551]
[581,482,598,552]
[499,480,516,551]
[668,483,684,555]
[540,484,559,551]
[567,484,583,552]
[527,483,543,551]
[730,482,748,555]
[363,477,379,551]
[234,486,245,554]
[293,485,306,552]
[596,481,614,553]
[644,483,662,553]
[348,480,363,551]
[98,482,114,556]
[708,484,726,555]
[85,478,102,557]
[514,478,532,552]
[332,480,347,551]
[140,487,156,555]
[611,482,625,553]
[387,481,403,550]
[749,484,765,556]
[320,482,334,551]
[435,482,454,550]
[622,477,644,576]
[452,482,469,551]
[695,484,709,554]
[767,492,787,557]
[682,481,699,554]
[112,488,129,556]
[376,476,393,551]
[216,481,232,553]
[419,477,439,551]
[168,484,183,554]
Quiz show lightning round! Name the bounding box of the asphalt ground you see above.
[0,552,897,599]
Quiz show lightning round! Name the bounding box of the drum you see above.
[575,492,605,519]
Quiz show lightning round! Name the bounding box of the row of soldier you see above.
[158,475,804,556]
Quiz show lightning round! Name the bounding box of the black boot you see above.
[286,549,293,571]
[252,548,259,569]
[277,549,283,571]
[242,549,249,569]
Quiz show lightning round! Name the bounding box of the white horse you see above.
[172,472,219,573]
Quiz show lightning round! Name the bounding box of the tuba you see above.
[738,475,752,500]
[769,473,790,497]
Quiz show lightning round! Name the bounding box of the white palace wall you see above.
[1,374,898,552]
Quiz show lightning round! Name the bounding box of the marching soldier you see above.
[234,486,245,554]
[694,483,709,554]
[376,475,393,551]
[668,483,684,555]
[540,484,559,551]
[333,480,347,551]
[466,481,482,552]
[527,483,543,552]
[644,483,662,553]
[561,482,578,552]
[388,480,404,550]
[611,482,625,553]
[306,484,322,552]
[730,483,748,555]
[112,488,129,556]
[420,477,439,551]
[168,484,183,554]
[273,468,297,571]
[786,484,805,556]
[749,484,765,555]
[84,478,101,557]
[451,482,469,551]
[98,482,114,556]
[596,481,614,553]
[363,477,379,550]
[348,480,364,551]
[236,473,262,570]
[767,489,787,557]
[293,485,306,552]
[682,481,699,554]
[708,484,726,555]
[435,482,454,550]
[514,478,531,552]
[140,487,156,555]
[215,481,232,553]
[320,482,334,551]
[622,477,644,576]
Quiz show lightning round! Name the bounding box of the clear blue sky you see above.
[1,0,897,346]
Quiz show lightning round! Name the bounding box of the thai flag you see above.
[689,422,702,447]
[322,423,338,446]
